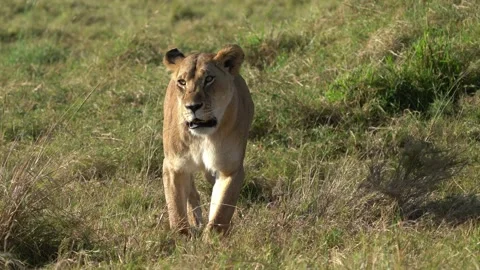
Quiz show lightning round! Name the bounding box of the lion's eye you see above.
[205,76,214,84]
[177,79,186,87]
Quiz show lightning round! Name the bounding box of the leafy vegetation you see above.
[1,0,479,268]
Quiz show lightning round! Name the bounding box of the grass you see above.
[1,0,479,268]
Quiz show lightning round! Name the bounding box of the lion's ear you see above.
[214,44,244,75]
[163,48,185,71]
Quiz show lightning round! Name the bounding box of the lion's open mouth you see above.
[186,118,217,129]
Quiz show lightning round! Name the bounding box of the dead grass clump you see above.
[360,21,418,62]
[0,252,26,270]
[0,143,94,267]
[245,32,312,70]
[271,158,367,227]
[0,146,56,266]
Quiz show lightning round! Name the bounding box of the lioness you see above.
[162,44,254,235]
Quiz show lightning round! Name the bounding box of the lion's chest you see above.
[184,139,241,175]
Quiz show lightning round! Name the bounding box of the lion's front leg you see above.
[187,178,203,227]
[162,162,191,235]
[206,166,244,235]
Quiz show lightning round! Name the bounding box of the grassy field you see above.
[1,0,479,268]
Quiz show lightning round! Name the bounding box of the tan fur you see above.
[162,44,254,236]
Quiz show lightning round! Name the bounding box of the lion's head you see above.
[163,45,245,136]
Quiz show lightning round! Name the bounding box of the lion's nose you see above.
[185,103,203,113]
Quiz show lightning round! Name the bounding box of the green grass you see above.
[1,0,479,268]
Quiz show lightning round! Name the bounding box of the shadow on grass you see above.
[421,194,480,225]
[240,177,272,206]
[360,137,479,225]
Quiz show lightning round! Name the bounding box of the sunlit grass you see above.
[1,0,479,268]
